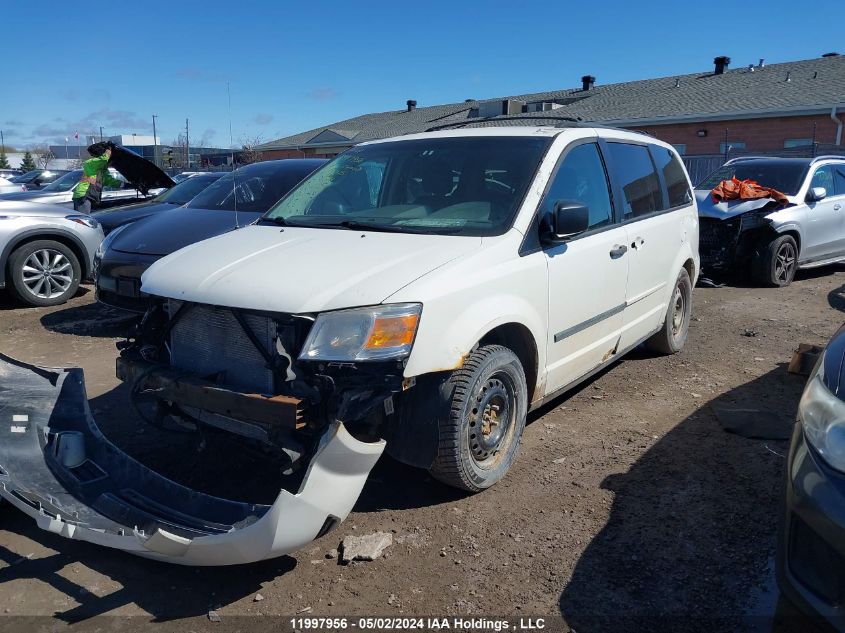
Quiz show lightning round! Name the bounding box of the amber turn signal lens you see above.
[364,314,419,349]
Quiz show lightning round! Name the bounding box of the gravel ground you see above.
[1,270,844,633]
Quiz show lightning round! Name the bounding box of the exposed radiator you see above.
[168,301,275,394]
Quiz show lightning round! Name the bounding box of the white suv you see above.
[0,126,698,565]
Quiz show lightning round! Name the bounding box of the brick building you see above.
[258,54,845,175]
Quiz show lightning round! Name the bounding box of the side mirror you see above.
[808,186,827,202]
[543,200,590,243]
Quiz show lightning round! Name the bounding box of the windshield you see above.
[186,164,316,212]
[154,174,221,205]
[41,170,83,192]
[264,137,552,236]
[12,170,41,183]
[697,161,808,195]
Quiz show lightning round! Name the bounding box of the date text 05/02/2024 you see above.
[288,618,546,631]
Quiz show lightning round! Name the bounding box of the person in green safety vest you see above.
[71,143,123,213]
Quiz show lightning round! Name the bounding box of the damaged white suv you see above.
[0,126,698,565]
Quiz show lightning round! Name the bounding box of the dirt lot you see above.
[2,270,844,632]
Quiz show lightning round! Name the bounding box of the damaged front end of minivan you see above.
[0,298,441,565]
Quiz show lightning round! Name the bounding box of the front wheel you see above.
[645,268,692,355]
[753,234,798,287]
[429,345,528,492]
[8,240,81,307]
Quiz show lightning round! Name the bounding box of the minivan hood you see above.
[695,189,797,220]
[142,224,481,313]
[111,208,262,256]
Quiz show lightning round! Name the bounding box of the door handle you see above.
[835,204,842,211]
[631,237,645,249]
[609,244,628,259]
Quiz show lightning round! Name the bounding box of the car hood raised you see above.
[141,224,481,313]
[695,189,797,220]
[111,207,262,256]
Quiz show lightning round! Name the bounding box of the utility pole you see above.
[99,126,103,141]
[1,129,4,153]
[152,115,158,167]
[185,118,190,169]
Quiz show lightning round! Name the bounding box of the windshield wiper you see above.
[257,216,290,226]
[324,220,455,234]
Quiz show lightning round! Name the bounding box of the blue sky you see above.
[1,0,842,150]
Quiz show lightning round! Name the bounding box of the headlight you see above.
[299,303,422,362]
[800,349,845,471]
[95,223,129,259]
[65,214,100,229]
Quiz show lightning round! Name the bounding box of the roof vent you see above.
[748,64,754,72]
[674,77,681,87]
[822,52,840,57]
[785,71,791,82]
[758,58,765,68]
[714,56,731,75]
[581,75,596,91]
[406,99,417,112]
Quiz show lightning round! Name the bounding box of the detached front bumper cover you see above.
[0,353,385,566]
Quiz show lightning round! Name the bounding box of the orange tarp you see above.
[711,177,789,205]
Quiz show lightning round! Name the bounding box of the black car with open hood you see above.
[88,142,175,194]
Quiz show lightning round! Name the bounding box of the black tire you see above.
[753,234,798,287]
[8,240,81,307]
[429,344,528,492]
[645,268,692,355]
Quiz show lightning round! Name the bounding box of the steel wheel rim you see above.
[468,373,515,466]
[21,249,73,299]
[775,242,796,283]
[671,283,686,337]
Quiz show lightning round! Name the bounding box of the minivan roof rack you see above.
[425,115,585,132]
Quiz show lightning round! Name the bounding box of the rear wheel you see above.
[429,345,527,492]
[8,240,81,307]
[645,268,692,355]
[754,234,798,287]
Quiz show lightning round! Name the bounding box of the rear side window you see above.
[543,143,613,230]
[607,143,662,218]
[650,146,692,207]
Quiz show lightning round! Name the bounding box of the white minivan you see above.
[0,125,698,565]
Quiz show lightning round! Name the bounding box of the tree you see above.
[0,151,9,169]
[166,135,188,170]
[20,151,36,172]
[239,134,265,165]
[34,147,54,169]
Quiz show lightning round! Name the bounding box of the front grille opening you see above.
[168,301,276,394]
